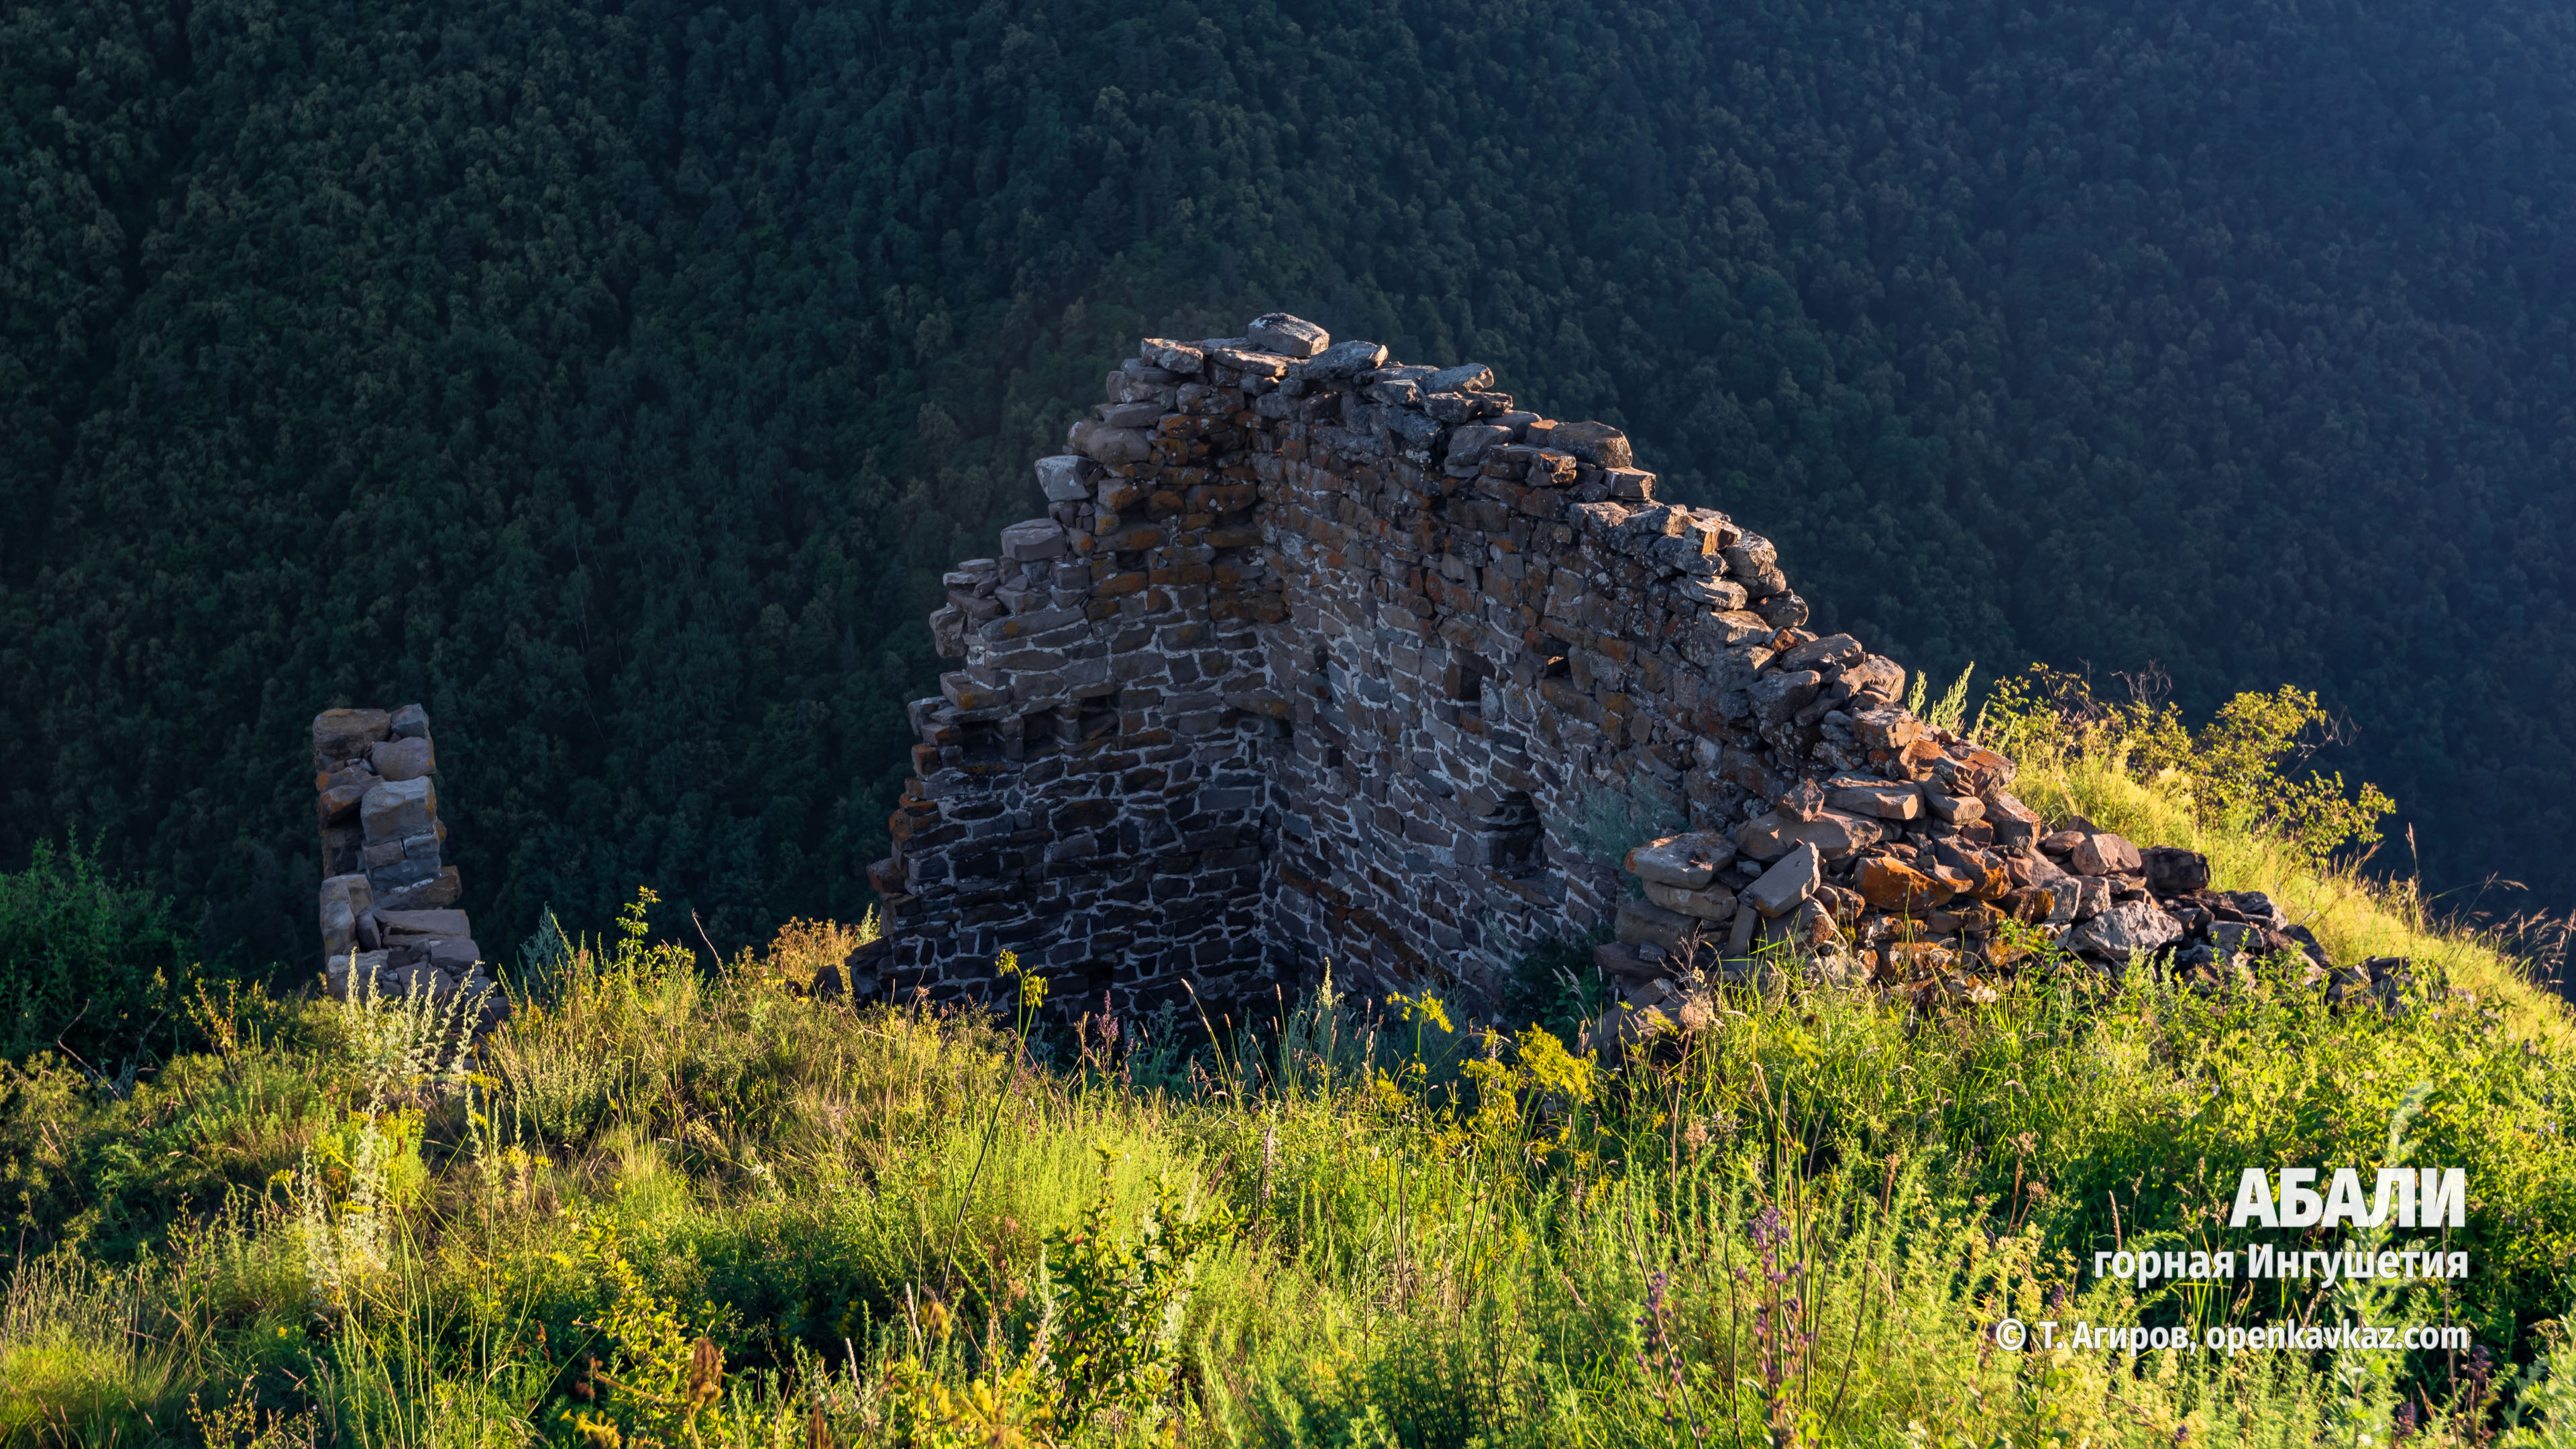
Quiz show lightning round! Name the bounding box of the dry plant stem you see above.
[936,963,1036,1305]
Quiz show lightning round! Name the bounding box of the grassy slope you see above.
[2018,749,2573,1050]
[0,765,2572,1448]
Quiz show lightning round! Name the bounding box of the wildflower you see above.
[1749,1203,1788,1251]
[1391,989,1453,1033]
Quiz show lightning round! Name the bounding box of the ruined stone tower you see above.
[311,704,497,1013]
[845,313,2321,1022]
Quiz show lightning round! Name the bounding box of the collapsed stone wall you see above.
[849,313,2340,1022]
[311,706,498,1014]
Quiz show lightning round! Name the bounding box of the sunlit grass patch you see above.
[0,1256,179,1446]
[5,718,2576,1449]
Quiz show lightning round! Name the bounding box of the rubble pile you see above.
[1599,802,2339,1037]
[310,706,499,1018]
[855,311,2367,1022]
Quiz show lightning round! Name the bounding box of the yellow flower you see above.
[1389,989,1454,1034]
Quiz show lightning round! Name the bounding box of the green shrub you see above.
[1497,929,1611,1045]
[0,839,199,1077]
[1975,666,2396,867]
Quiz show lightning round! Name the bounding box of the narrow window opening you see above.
[1471,791,1544,876]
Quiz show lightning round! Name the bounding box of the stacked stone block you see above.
[311,705,494,1009]
[851,312,2351,1021]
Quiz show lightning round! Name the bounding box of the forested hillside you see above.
[6,0,2573,965]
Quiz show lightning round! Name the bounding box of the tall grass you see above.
[4,901,2570,1447]
[4,700,2575,1446]
[0,1255,180,1446]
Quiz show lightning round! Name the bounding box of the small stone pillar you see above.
[311,704,494,1010]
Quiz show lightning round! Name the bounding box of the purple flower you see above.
[1749,1204,1788,1251]
[1636,1269,1672,1351]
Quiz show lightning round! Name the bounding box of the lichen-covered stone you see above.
[2069,830,2143,876]
[1302,339,1389,378]
[361,778,434,843]
[369,735,435,782]
[1743,843,1823,918]
[1550,421,1633,468]
[1644,880,1739,922]
[1424,363,1495,394]
[1623,831,1735,888]
[2067,900,2184,959]
[313,708,392,765]
[1036,455,1097,502]
[1141,337,1204,373]
[1248,313,1330,358]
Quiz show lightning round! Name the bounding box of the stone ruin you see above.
[825,313,2362,1028]
[311,705,500,1016]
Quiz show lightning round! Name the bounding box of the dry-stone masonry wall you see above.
[311,706,498,1014]
[848,314,2355,1024]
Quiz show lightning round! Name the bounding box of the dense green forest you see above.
[5,0,2573,967]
